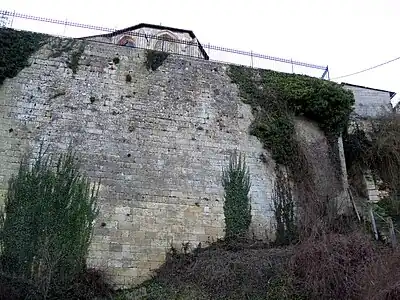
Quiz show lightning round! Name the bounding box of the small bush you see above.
[222,150,252,239]
[0,147,100,298]
[289,231,376,300]
[125,74,132,83]
[152,242,293,299]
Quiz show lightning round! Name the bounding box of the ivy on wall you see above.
[0,28,48,85]
[228,66,355,167]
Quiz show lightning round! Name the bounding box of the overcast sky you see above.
[2,0,399,105]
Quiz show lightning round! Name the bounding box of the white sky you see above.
[2,0,400,105]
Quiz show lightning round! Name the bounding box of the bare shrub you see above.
[153,242,293,299]
[358,246,400,300]
[50,267,114,299]
[289,231,376,300]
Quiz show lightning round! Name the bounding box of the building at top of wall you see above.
[341,82,397,119]
[83,23,209,60]
[341,82,397,204]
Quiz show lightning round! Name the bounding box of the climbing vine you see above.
[272,166,298,245]
[0,28,48,85]
[222,150,252,239]
[343,114,400,226]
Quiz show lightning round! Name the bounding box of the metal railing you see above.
[0,9,330,79]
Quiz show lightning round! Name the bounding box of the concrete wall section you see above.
[343,84,392,118]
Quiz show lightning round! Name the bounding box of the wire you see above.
[331,56,400,80]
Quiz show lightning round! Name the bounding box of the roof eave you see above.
[341,82,396,99]
[80,23,209,60]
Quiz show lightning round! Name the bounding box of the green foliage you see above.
[66,41,86,74]
[0,28,48,85]
[222,150,252,239]
[228,65,355,166]
[48,38,75,59]
[145,49,169,71]
[251,112,297,165]
[0,147,99,296]
[272,167,298,245]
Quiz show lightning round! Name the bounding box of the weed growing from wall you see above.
[272,167,298,245]
[222,150,252,239]
[0,147,99,297]
[0,28,48,85]
[145,49,169,71]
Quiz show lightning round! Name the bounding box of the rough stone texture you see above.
[0,37,276,286]
[294,118,350,213]
[0,36,350,286]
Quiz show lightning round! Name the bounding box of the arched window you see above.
[118,35,136,48]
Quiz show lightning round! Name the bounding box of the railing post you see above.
[10,10,15,28]
[321,66,330,80]
[369,206,379,241]
[63,18,67,36]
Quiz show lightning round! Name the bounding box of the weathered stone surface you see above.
[0,37,275,286]
[0,36,351,286]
